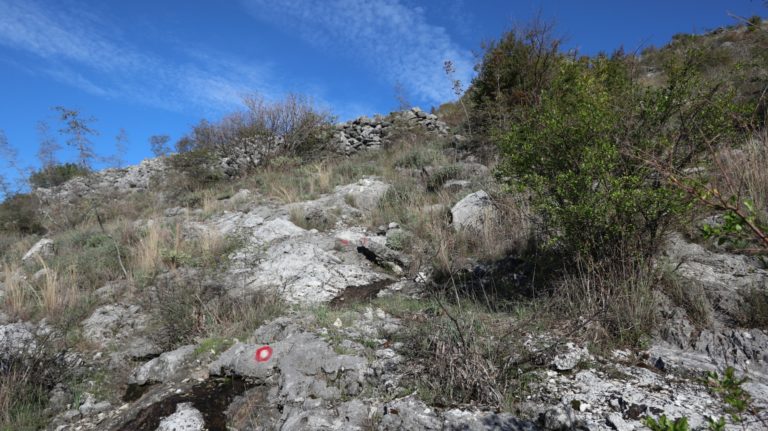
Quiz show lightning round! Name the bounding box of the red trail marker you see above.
[255,346,273,362]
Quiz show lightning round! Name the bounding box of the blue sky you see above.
[0,0,765,192]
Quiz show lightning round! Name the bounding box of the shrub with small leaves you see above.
[0,193,45,235]
[28,163,90,189]
[498,50,745,262]
[166,148,225,192]
[705,367,754,424]
[643,415,690,431]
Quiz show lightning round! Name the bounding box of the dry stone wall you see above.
[333,107,449,155]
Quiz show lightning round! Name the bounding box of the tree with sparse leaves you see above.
[54,106,98,168]
[149,134,171,157]
[0,129,14,199]
[36,120,60,168]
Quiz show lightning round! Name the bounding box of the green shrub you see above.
[394,148,441,169]
[706,366,754,424]
[468,20,562,135]
[426,165,462,192]
[747,15,762,31]
[497,52,743,261]
[28,163,90,188]
[643,415,690,431]
[176,93,334,170]
[49,228,124,290]
[0,193,45,235]
[166,148,225,192]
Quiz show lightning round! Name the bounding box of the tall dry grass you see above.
[2,263,32,319]
[37,258,78,316]
[716,132,768,224]
[132,221,167,279]
[555,254,658,347]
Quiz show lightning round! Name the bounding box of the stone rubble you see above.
[334,107,449,155]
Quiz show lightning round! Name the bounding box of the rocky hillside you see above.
[0,103,766,431]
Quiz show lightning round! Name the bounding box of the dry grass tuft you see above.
[132,221,167,279]
[2,263,32,319]
[398,296,540,410]
[715,132,768,224]
[147,272,285,348]
[36,259,79,317]
[554,256,658,348]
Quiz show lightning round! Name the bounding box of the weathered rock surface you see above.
[0,322,37,359]
[663,233,768,295]
[652,233,768,406]
[156,403,206,431]
[333,107,448,155]
[129,345,197,385]
[82,304,160,359]
[22,238,55,262]
[205,179,395,304]
[451,190,498,231]
[35,158,166,204]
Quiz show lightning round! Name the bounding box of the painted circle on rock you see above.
[255,346,273,362]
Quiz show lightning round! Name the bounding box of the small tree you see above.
[238,93,334,166]
[498,52,744,261]
[0,130,14,200]
[112,128,129,168]
[54,106,98,168]
[393,80,412,111]
[149,134,171,157]
[36,121,60,168]
[443,60,472,137]
[469,19,562,135]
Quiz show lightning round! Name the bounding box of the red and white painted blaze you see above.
[255,346,273,362]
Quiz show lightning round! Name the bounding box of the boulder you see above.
[129,345,196,385]
[78,393,111,416]
[229,236,386,304]
[552,343,590,371]
[0,323,37,360]
[379,397,442,430]
[451,190,498,231]
[156,403,205,431]
[335,178,390,212]
[82,304,160,359]
[22,238,55,263]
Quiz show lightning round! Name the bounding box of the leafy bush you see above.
[0,336,67,429]
[28,163,90,188]
[176,93,334,171]
[747,15,762,31]
[643,415,690,431]
[497,51,744,261]
[426,165,462,191]
[705,366,754,424]
[0,193,45,235]
[52,229,123,289]
[468,20,562,136]
[166,148,225,192]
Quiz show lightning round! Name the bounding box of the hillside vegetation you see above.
[0,17,767,431]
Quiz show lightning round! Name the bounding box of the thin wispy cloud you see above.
[240,0,475,105]
[0,0,276,113]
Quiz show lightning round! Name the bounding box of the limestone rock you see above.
[451,190,498,231]
[129,345,196,385]
[0,323,36,360]
[553,343,589,371]
[22,238,54,262]
[78,393,111,416]
[156,402,205,431]
[379,397,443,430]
